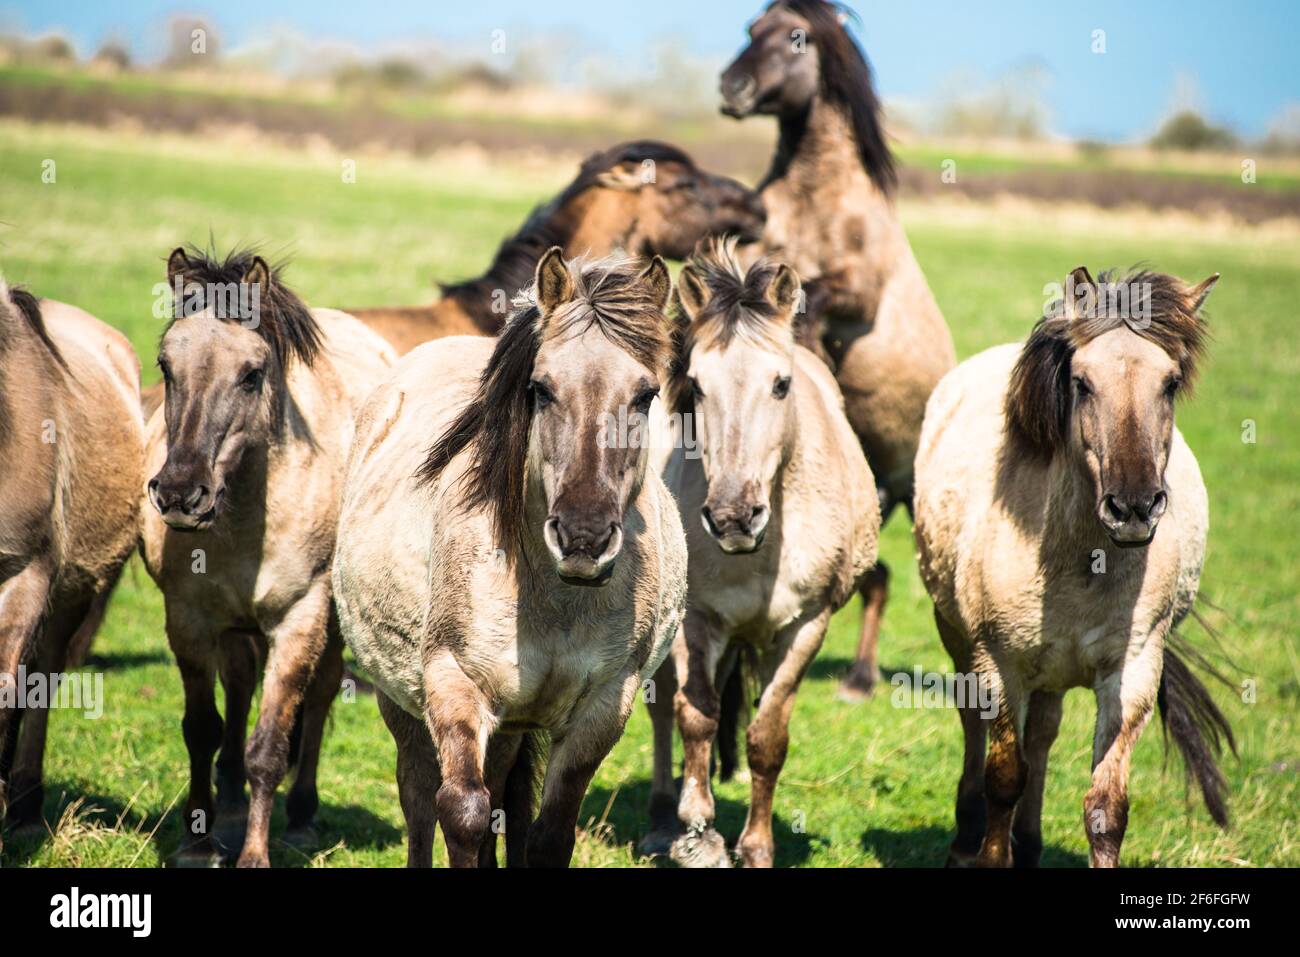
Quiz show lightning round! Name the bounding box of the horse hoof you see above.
[171,847,221,868]
[282,825,320,851]
[670,826,731,868]
[637,827,680,859]
[236,853,271,869]
[836,668,877,703]
[212,814,249,863]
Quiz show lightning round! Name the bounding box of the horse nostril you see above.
[184,485,209,512]
[1103,495,1129,523]
[701,506,719,537]
[1150,490,1168,519]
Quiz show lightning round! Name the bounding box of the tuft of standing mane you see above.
[779,0,896,193]
[669,238,789,413]
[1006,267,1211,458]
[165,244,322,376]
[418,255,671,560]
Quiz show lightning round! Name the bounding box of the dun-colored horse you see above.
[349,141,766,353]
[642,240,878,866]
[141,246,395,867]
[721,0,956,699]
[0,279,143,851]
[333,250,687,867]
[913,266,1232,866]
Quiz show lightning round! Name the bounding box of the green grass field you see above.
[1,120,1297,867]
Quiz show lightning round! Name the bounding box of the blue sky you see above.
[4,0,1297,140]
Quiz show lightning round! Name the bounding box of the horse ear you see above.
[1189,273,1219,313]
[638,255,672,313]
[1063,265,1097,321]
[167,247,190,285]
[535,246,573,317]
[676,265,709,320]
[242,256,272,291]
[765,263,802,323]
[595,161,645,192]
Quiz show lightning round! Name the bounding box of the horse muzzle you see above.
[545,517,623,587]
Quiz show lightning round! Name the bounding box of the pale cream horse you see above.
[333,250,687,868]
[141,247,395,867]
[0,279,143,851]
[720,0,957,699]
[641,241,878,867]
[914,267,1233,867]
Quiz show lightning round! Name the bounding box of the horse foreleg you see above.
[425,654,492,869]
[238,580,330,868]
[165,606,224,862]
[838,562,889,701]
[935,609,987,866]
[285,624,343,842]
[527,669,640,868]
[976,666,1024,868]
[639,652,680,857]
[672,611,728,866]
[212,629,258,858]
[376,690,440,868]
[6,599,86,830]
[1086,635,1163,867]
[737,609,830,868]
[1012,690,1064,868]
[0,561,53,844]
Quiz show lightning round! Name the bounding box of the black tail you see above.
[1157,643,1236,828]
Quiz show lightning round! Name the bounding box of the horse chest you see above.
[501,628,632,732]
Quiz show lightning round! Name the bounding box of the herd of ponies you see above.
[0,0,1234,868]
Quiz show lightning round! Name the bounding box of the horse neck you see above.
[1042,452,1115,563]
[765,94,905,282]
[444,200,576,331]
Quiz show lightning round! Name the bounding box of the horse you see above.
[332,249,688,867]
[135,141,765,422]
[140,246,396,867]
[0,279,144,852]
[913,266,1233,867]
[348,140,766,354]
[640,240,878,866]
[720,0,956,699]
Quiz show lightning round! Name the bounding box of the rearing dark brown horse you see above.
[721,0,956,700]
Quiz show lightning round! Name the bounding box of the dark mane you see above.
[1,284,70,372]
[777,0,896,193]
[419,256,670,562]
[669,239,787,414]
[166,244,322,374]
[439,141,698,328]
[1006,268,1211,458]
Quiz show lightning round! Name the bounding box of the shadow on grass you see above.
[582,777,817,868]
[859,825,1089,867]
[84,650,173,670]
[1,779,401,867]
[805,655,917,688]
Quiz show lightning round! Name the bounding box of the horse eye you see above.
[1073,376,1092,399]
[689,377,705,400]
[240,368,265,392]
[1164,377,1182,398]
[773,375,792,399]
[157,358,172,383]
[530,380,555,409]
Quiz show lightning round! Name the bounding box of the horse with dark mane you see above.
[914,266,1232,866]
[0,278,143,850]
[349,141,766,353]
[721,0,956,699]
[333,250,688,867]
[141,245,396,866]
